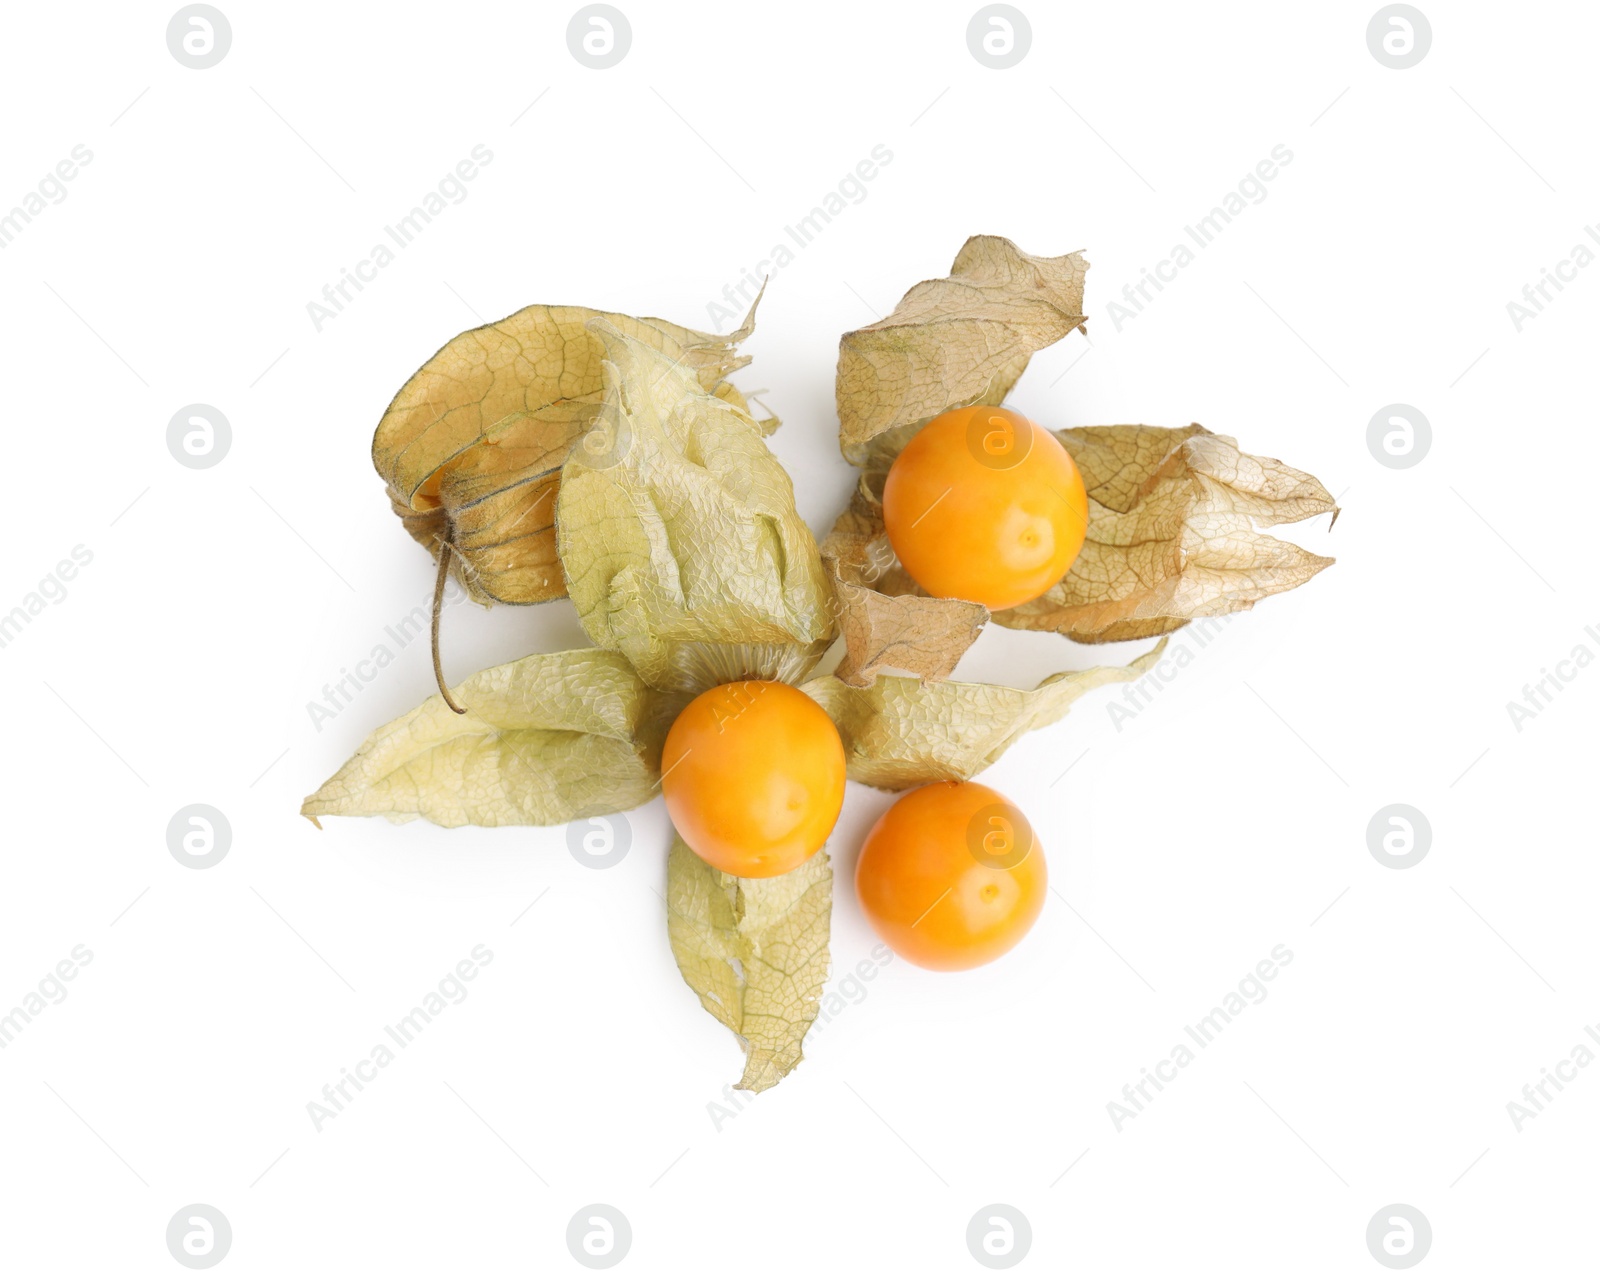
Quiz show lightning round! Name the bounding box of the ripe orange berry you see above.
[662,680,847,879]
[855,780,1047,971]
[882,406,1088,610]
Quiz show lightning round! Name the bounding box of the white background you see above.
[2,0,1596,1270]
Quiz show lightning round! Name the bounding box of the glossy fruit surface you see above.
[881,406,1088,610]
[855,780,1047,971]
[661,680,846,878]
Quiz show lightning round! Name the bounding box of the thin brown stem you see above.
[433,541,467,715]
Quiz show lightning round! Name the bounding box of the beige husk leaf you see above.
[999,425,1336,641]
[667,838,833,1093]
[836,235,1088,467]
[822,425,1337,657]
[557,318,834,693]
[802,638,1168,790]
[828,569,989,687]
[827,235,1336,674]
[372,298,769,606]
[820,480,990,685]
[300,649,681,828]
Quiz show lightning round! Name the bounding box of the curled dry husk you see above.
[836,234,1090,469]
[802,639,1168,790]
[824,235,1337,682]
[555,320,833,692]
[668,837,833,1093]
[300,649,683,828]
[305,237,1334,1094]
[372,297,770,605]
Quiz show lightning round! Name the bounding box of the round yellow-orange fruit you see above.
[882,406,1088,610]
[661,680,846,879]
[855,780,1047,971]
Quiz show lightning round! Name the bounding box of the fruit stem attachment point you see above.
[432,541,467,715]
